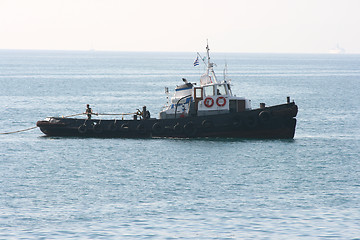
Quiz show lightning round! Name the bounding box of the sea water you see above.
[0,50,359,239]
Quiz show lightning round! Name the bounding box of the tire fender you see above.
[152,122,163,134]
[78,124,87,134]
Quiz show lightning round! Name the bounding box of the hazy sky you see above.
[1,0,359,53]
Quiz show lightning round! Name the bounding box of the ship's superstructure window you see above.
[195,88,202,98]
[217,84,227,95]
[204,85,214,96]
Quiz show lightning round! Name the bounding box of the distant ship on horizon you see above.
[329,44,345,54]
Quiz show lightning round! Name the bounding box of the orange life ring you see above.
[204,97,214,108]
[216,96,226,107]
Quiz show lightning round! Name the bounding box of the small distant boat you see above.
[329,44,345,54]
[37,44,298,139]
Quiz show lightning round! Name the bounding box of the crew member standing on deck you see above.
[85,104,93,119]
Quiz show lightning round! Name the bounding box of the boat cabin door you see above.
[194,87,203,111]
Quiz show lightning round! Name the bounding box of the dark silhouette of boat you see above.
[37,44,298,139]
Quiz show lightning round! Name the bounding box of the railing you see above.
[174,94,192,119]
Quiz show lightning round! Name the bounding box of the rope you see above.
[64,112,139,117]
[95,112,138,116]
[0,126,37,135]
[62,113,84,118]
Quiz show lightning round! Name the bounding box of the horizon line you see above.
[0,48,357,55]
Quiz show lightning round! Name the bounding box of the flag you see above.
[193,56,199,66]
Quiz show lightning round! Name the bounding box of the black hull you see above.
[37,102,298,139]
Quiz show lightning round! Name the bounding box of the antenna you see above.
[165,87,169,106]
[223,60,227,82]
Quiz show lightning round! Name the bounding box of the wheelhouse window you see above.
[204,85,214,96]
[195,88,202,99]
[216,84,227,95]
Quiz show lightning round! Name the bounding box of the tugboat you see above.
[37,44,298,139]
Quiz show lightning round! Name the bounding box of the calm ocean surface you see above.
[0,50,360,239]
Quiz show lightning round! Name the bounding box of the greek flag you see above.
[193,56,199,66]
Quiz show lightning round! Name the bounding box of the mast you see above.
[206,40,218,83]
[206,40,210,72]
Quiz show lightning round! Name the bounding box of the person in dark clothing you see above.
[85,104,93,119]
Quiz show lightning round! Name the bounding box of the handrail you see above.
[174,94,192,119]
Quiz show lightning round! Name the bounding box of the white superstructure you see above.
[160,43,252,119]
